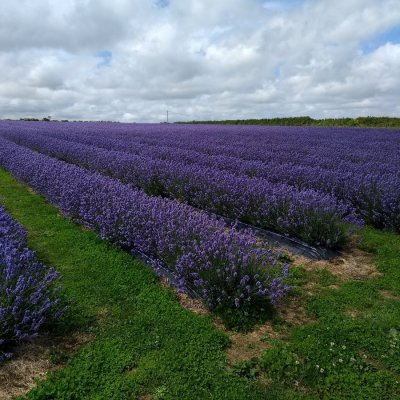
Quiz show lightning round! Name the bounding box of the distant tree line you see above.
[17,116,69,122]
[179,116,400,128]
[3,116,400,128]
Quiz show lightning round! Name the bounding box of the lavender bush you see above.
[0,139,290,316]
[0,206,62,363]
[176,228,290,313]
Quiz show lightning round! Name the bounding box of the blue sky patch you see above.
[273,61,285,79]
[96,50,112,67]
[361,25,400,54]
[262,0,303,12]
[155,0,169,8]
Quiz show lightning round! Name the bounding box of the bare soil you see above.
[380,290,400,301]
[345,308,363,319]
[292,247,380,281]
[0,332,92,400]
[177,289,313,364]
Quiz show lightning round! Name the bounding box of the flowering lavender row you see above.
[0,206,62,363]
[5,121,398,175]
[18,122,400,181]
[23,121,397,172]
[2,130,359,248]
[43,125,400,231]
[0,138,290,314]
[0,122,397,232]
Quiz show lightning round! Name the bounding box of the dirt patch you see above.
[222,298,312,364]
[176,292,209,317]
[225,324,279,363]
[380,290,400,301]
[345,308,362,319]
[138,395,154,400]
[0,340,52,400]
[0,332,92,400]
[177,290,313,364]
[276,298,313,327]
[292,247,380,281]
[177,291,276,362]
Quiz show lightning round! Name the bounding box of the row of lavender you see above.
[1,122,398,233]
[0,128,360,248]
[46,123,400,231]
[40,126,400,176]
[0,138,290,314]
[30,122,398,172]
[0,206,62,362]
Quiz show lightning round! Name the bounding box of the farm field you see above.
[2,122,400,244]
[0,122,400,399]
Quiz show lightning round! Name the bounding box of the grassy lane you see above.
[0,168,271,399]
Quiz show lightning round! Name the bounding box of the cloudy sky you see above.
[1,0,400,122]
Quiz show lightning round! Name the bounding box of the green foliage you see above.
[232,358,261,379]
[181,116,400,128]
[215,301,275,332]
[307,268,338,287]
[48,345,70,365]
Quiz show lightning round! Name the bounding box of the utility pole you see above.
[166,110,169,123]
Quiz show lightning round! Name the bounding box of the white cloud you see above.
[0,0,399,121]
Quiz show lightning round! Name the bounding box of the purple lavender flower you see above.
[0,206,63,363]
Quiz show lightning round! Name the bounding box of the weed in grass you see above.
[48,346,69,365]
[232,358,261,379]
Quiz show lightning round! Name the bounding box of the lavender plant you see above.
[0,206,62,363]
[0,139,290,317]
[176,228,290,312]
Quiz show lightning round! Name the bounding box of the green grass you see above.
[258,227,400,399]
[1,167,400,399]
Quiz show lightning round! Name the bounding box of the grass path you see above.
[0,168,270,399]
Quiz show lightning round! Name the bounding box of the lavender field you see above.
[1,121,399,242]
[0,121,399,312]
[1,121,400,399]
